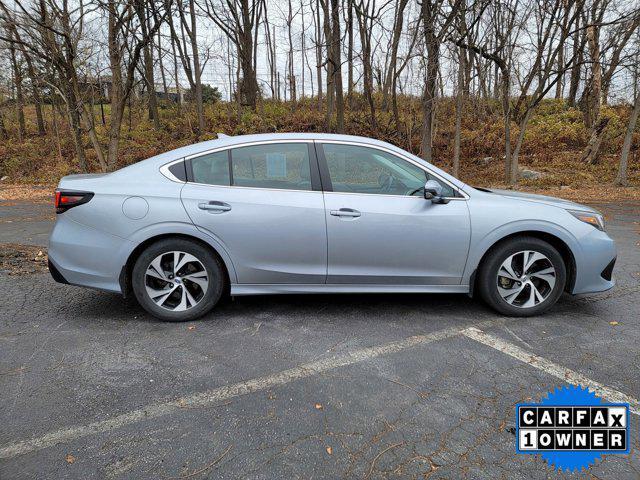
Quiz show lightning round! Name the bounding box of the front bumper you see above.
[571,228,616,295]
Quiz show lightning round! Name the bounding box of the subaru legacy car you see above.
[48,133,616,321]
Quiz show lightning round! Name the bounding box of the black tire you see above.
[132,238,225,321]
[477,236,566,317]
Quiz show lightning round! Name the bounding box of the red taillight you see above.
[55,190,94,214]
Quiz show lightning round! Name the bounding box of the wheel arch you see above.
[119,231,235,298]
[467,230,577,297]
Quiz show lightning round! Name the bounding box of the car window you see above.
[322,143,454,197]
[231,143,312,191]
[191,151,230,186]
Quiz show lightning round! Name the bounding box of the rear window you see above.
[231,143,312,191]
[188,143,313,191]
[191,151,230,186]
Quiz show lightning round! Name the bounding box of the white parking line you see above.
[462,327,640,415]
[5,321,634,460]
[0,325,463,460]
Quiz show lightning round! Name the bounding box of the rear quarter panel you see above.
[56,165,238,285]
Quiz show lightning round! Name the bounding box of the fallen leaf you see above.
[315,403,323,410]
[65,454,75,464]
[609,321,619,326]
[326,446,333,455]
[187,325,196,330]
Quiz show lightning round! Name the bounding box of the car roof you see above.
[156,133,394,159]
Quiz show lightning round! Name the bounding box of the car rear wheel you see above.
[132,238,224,321]
[478,237,566,317]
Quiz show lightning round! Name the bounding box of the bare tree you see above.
[0,0,91,170]
[203,0,261,110]
[136,1,161,128]
[353,0,379,127]
[615,89,640,186]
[580,5,640,163]
[420,0,463,162]
[381,0,409,109]
[6,26,26,141]
[168,0,205,131]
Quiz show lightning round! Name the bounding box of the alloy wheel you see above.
[496,250,556,308]
[144,251,209,311]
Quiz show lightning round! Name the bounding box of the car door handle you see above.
[330,208,361,218]
[198,201,231,213]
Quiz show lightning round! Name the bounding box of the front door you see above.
[181,142,327,284]
[318,142,471,285]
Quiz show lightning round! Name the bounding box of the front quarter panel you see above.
[463,191,615,294]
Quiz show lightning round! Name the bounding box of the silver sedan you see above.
[48,133,616,321]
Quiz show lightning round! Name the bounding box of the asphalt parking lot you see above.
[1,199,639,479]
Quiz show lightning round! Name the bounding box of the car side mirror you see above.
[424,180,449,204]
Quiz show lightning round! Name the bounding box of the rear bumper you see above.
[48,215,133,293]
[48,258,69,285]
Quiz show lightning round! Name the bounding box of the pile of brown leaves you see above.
[0,184,54,204]
[0,244,49,275]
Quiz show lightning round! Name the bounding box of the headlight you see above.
[568,210,605,231]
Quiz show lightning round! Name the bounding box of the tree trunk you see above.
[581,117,610,165]
[157,30,169,100]
[314,0,323,110]
[581,24,601,129]
[188,0,205,131]
[355,3,375,127]
[555,43,564,99]
[64,85,88,172]
[287,0,297,103]
[24,55,46,135]
[453,47,464,177]
[322,0,334,128]
[9,44,26,141]
[615,95,640,186]
[330,0,344,132]
[0,110,9,140]
[172,42,182,112]
[502,74,512,183]
[346,0,354,103]
[420,1,439,162]
[567,14,581,106]
[137,6,160,129]
[382,0,408,109]
[510,109,533,185]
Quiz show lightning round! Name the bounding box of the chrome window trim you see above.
[160,138,469,200]
[180,181,323,194]
[185,140,317,193]
[184,139,311,161]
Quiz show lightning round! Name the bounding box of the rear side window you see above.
[231,143,312,191]
[191,151,230,186]
[168,161,187,181]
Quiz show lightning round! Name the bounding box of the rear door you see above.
[181,141,327,284]
[317,142,471,285]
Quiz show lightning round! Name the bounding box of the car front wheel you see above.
[478,237,567,317]
[132,238,225,321]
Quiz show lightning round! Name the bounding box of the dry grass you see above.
[0,97,638,194]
